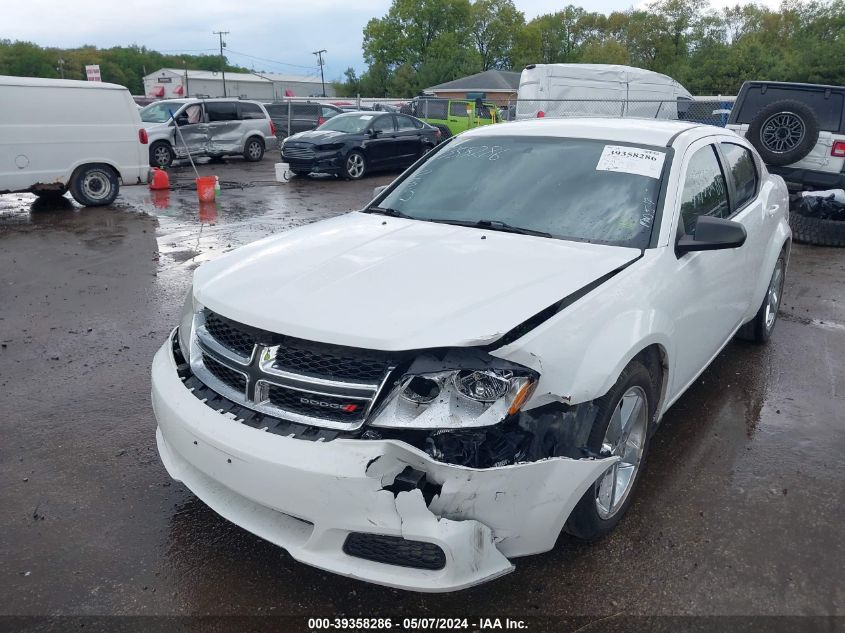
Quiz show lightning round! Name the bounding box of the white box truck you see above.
[516,63,692,121]
[0,76,149,206]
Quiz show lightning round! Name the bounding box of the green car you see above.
[407,97,498,139]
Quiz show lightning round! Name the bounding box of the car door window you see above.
[322,106,339,119]
[679,145,730,233]
[372,115,395,133]
[449,102,468,118]
[206,102,238,122]
[720,143,758,211]
[239,102,265,120]
[395,115,418,131]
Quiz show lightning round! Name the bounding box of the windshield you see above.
[140,102,183,123]
[377,136,668,248]
[317,113,374,133]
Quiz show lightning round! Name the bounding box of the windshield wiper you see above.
[425,218,553,238]
[364,206,413,219]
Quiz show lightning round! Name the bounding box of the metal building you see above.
[143,68,334,100]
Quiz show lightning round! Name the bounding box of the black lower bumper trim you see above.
[343,533,447,570]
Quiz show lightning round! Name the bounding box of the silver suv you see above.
[727,81,845,191]
[140,98,278,168]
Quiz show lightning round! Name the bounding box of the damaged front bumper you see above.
[151,339,616,592]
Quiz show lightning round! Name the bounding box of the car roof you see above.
[460,117,711,146]
[740,80,845,92]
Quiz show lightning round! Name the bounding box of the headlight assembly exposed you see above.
[373,361,537,430]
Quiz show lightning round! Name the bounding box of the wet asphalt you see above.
[0,155,843,628]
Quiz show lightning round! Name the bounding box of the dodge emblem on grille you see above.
[300,397,359,412]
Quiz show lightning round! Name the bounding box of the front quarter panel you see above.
[492,250,675,413]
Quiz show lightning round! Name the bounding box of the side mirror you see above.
[368,128,381,138]
[373,185,388,198]
[174,114,189,126]
[676,215,747,255]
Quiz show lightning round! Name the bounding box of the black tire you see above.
[434,124,452,141]
[420,143,434,158]
[149,141,174,168]
[565,360,657,541]
[68,164,120,207]
[789,210,845,247]
[746,99,820,166]
[737,254,787,343]
[343,150,367,180]
[243,137,265,162]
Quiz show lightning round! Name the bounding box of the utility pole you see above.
[214,30,230,97]
[313,49,327,97]
[57,58,65,79]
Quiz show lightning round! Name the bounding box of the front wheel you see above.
[243,138,265,162]
[343,150,367,180]
[737,254,786,343]
[68,164,120,207]
[565,361,656,541]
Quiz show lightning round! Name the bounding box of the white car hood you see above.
[193,212,640,351]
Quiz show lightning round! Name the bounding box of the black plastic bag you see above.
[795,195,845,221]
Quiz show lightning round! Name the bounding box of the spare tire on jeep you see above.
[747,99,820,166]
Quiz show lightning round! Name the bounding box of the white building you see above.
[142,68,334,101]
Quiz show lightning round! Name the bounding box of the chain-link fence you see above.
[504,98,735,127]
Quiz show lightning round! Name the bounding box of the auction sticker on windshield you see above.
[596,145,666,179]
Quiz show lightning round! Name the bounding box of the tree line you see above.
[337,0,845,97]
[0,41,249,94]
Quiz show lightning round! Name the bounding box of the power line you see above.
[225,49,317,70]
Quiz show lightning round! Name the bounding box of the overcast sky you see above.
[6,0,779,80]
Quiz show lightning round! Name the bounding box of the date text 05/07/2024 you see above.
[307,617,529,630]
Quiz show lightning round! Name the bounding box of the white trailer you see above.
[516,63,692,120]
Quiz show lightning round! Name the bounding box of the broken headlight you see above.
[371,365,536,430]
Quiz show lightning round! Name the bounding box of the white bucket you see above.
[275,162,291,183]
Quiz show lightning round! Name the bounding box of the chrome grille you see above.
[282,145,315,160]
[188,310,394,430]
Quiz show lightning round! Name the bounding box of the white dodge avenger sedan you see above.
[151,118,790,591]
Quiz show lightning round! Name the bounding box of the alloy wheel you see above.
[346,154,365,179]
[765,259,785,332]
[595,386,648,520]
[153,146,171,167]
[761,112,805,153]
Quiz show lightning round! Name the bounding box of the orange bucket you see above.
[196,176,216,202]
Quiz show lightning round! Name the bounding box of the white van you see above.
[0,76,148,206]
[516,64,692,121]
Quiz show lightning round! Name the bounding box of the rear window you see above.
[735,86,844,132]
[264,104,285,117]
[239,102,265,119]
